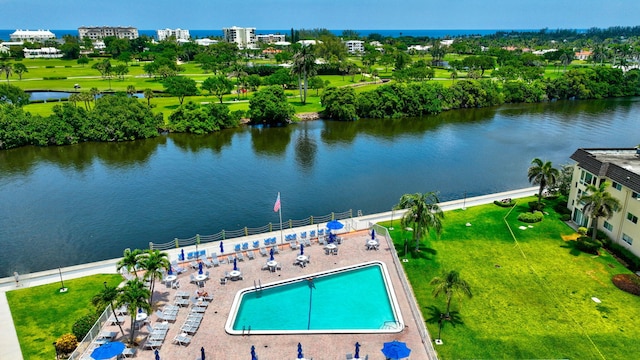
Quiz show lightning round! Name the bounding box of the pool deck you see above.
[94,230,429,360]
[0,186,539,360]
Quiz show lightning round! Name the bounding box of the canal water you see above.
[1,97,639,276]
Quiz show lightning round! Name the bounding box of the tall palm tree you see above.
[580,181,621,241]
[395,192,444,251]
[1,62,13,83]
[138,249,170,306]
[92,283,126,337]
[528,158,559,207]
[143,88,154,107]
[126,85,136,96]
[116,248,142,279]
[116,278,151,345]
[292,45,316,104]
[430,270,472,318]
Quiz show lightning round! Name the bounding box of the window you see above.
[627,213,638,224]
[622,233,633,245]
[580,171,594,185]
[604,221,613,231]
[633,192,639,199]
[611,181,622,191]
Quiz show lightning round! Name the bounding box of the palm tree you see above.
[580,181,621,241]
[92,283,126,337]
[1,62,13,83]
[430,270,472,318]
[395,192,444,252]
[528,158,559,207]
[116,248,142,279]
[138,249,170,306]
[116,278,151,345]
[126,85,136,96]
[143,88,154,107]
[292,45,316,104]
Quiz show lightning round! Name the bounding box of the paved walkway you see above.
[0,186,538,360]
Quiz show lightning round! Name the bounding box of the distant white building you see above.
[23,47,62,58]
[78,26,139,40]
[222,26,256,48]
[0,44,9,54]
[297,39,321,47]
[440,39,454,46]
[256,34,286,44]
[408,44,431,52]
[157,28,190,41]
[345,40,364,54]
[10,29,56,43]
[194,38,218,46]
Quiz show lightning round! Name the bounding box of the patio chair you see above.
[259,247,268,257]
[236,251,245,261]
[253,240,260,248]
[143,339,163,350]
[122,348,137,358]
[310,230,316,239]
[290,241,299,250]
[211,256,220,267]
[187,252,195,260]
[242,242,249,250]
[234,244,242,252]
[220,277,228,285]
[171,280,181,289]
[190,261,199,270]
[303,238,311,246]
[263,238,270,246]
[300,231,307,239]
[200,256,213,267]
[346,353,353,360]
[189,274,197,284]
[246,250,255,260]
[271,245,280,254]
[318,237,326,245]
[174,333,192,346]
[227,255,235,264]
[261,264,269,271]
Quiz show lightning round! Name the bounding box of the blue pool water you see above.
[227,262,403,334]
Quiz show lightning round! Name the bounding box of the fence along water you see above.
[149,210,354,251]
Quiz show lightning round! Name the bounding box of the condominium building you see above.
[256,34,286,44]
[222,26,256,48]
[157,28,190,41]
[78,26,139,40]
[10,29,56,43]
[345,40,364,54]
[568,148,640,256]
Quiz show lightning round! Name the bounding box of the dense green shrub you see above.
[607,243,640,271]
[43,76,67,80]
[575,236,602,254]
[528,201,545,212]
[72,312,97,341]
[560,214,571,221]
[553,202,571,215]
[612,274,640,296]
[518,211,543,223]
[494,199,515,207]
[45,65,55,68]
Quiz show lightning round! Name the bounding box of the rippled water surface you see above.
[1,97,639,276]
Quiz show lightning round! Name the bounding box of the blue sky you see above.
[3,0,639,30]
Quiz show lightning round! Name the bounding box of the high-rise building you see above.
[157,28,190,41]
[222,26,256,48]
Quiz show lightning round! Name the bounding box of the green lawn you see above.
[6,274,123,360]
[387,197,640,359]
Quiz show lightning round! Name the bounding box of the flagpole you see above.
[278,193,284,245]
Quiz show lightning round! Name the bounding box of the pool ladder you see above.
[380,320,403,330]
[242,325,251,336]
[253,279,263,292]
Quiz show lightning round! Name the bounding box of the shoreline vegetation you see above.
[1,26,640,149]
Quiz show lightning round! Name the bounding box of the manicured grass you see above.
[6,274,123,359]
[386,197,640,359]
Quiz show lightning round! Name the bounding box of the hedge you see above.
[517,211,543,223]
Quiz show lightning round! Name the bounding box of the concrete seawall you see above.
[0,186,538,360]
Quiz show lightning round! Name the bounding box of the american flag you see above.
[273,193,281,212]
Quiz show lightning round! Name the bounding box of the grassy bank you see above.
[387,197,640,359]
[6,274,123,359]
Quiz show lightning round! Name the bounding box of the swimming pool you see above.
[225,261,404,334]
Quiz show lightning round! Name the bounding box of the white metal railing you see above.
[68,305,112,360]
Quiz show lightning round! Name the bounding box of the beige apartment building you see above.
[78,26,139,40]
[568,148,640,256]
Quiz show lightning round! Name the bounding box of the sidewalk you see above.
[0,186,538,360]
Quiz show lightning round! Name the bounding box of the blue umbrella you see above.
[297,342,304,359]
[198,262,203,275]
[300,243,304,255]
[326,220,344,231]
[200,346,205,360]
[219,241,224,253]
[90,341,125,359]
[355,342,360,359]
[233,257,237,271]
[371,228,376,240]
[269,247,274,261]
[167,265,173,275]
[154,349,160,360]
[180,249,185,261]
[381,340,411,360]
[251,345,257,360]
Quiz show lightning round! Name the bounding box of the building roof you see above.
[570,148,640,192]
[11,29,55,37]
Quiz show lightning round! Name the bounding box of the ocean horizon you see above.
[0,28,586,41]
